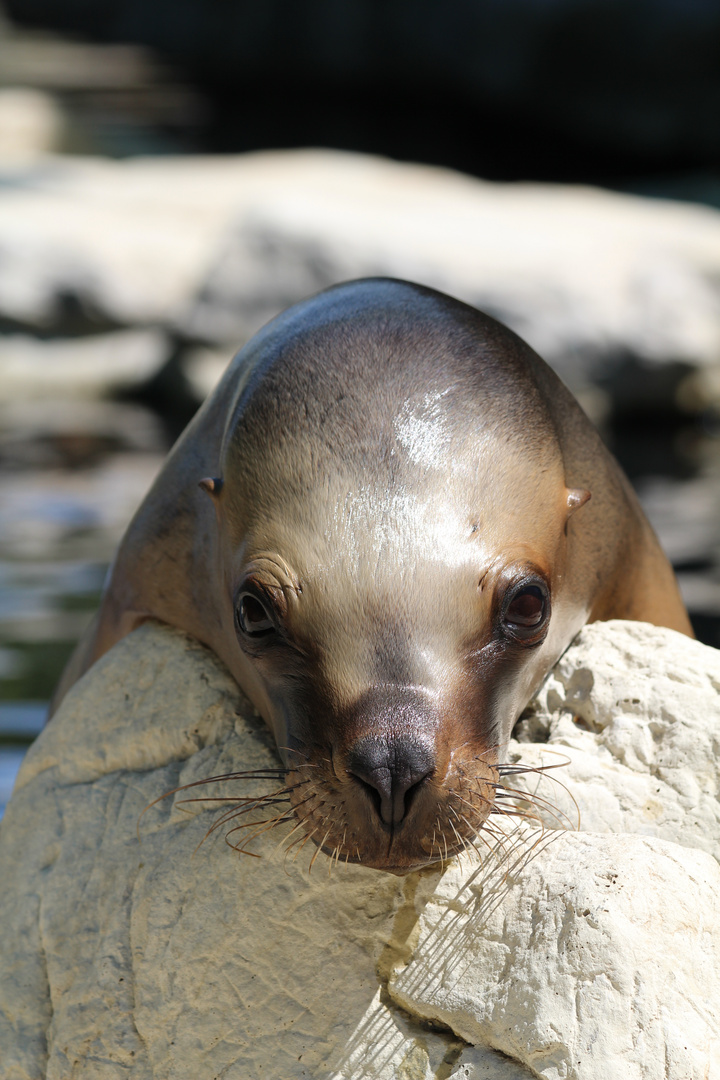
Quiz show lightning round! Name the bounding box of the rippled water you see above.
[0,400,168,812]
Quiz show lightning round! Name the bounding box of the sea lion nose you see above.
[347,736,435,827]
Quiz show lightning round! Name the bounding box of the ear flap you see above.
[566,488,591,517]
[199,477,224,496]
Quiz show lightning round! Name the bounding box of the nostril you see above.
[402,766,433,814]
[349,772,384,818]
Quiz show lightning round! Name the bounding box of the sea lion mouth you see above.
[284,750,501,874]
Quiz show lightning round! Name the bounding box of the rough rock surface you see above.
[1,619,719,1079]
[391,831,720,1079]
[510,620,720,859]
[0,623,466,1080]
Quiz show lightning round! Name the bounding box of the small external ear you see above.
[199,477,224,496]
[566,488,591,517]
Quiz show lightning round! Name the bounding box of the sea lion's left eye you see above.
[236,591,276,638]
[502,582,549,642]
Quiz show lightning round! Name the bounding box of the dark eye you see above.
[502,583,549,642]
[236,591,276,638]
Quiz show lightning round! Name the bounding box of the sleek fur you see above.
[53,279,692,872]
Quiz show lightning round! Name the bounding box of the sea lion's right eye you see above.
[236,591,276,638]
[506,586,545,627]
[500,580,550,644]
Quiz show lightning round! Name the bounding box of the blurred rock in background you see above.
[0,0,718,809]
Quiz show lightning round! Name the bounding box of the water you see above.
[0,400,168,813]
[0,703,46,815]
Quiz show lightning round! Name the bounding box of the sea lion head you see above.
[196,279,594,873]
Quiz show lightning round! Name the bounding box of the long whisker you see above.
[309,828,332,873]
[492,784,576,831]
[225,811,296,855]
[137,767,287,839]
[493,754,580,829]
[203,791,291,837]
[293,827,320,863]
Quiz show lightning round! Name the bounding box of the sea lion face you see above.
[57,278,689,868]
[201,289,589,873]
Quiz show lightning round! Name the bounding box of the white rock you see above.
[0,622,455,1079]
[0,328,169,400]
[181,343,235,400]
[390,829,720,1080]
[0,155,260,327]
[0,150,719,394]
[1,619,720,1078]
[509,621,720,860]
[448,1046,534,1079]
[184,159,720,387]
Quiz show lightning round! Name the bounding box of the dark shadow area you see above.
[5,0,720,194]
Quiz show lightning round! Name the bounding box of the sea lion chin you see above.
[52,278,693,874]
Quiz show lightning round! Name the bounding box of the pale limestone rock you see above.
[0,155,261,327]
[2,619,720,1079]
[0,150,719,403]
[390,830,720,1080]
[0,329,169,401]
[448,1047,534,1079]
[0,623,458,1079]
[182,157,720,391]
[508,621,720,860]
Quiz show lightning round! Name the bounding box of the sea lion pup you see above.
[52,278,692,873]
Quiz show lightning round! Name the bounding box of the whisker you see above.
[492,784,576,831]
[493,754,579,830]
[293,827,320,863]
[225,812,295,854]
[275,817,306,854]
[204,791,290,835]
[309,828,331,873]
[137,767,288,839]
[176,794,290,804]
[495,753,571,778]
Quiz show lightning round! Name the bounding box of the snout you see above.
[346,735,435,827]
[286,683,498,873]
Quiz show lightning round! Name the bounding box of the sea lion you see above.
[52,278,692,873]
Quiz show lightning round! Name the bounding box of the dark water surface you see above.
[0,403,168,811]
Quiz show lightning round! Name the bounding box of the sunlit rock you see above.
[390,830,720,1079]
[510,620,720,860]
[0,150,719,412]
[0,623,460,1079]
[1,619,719,1078]
[0,329,169,400]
